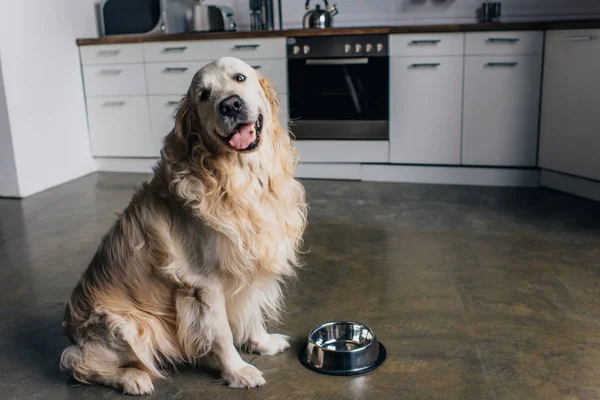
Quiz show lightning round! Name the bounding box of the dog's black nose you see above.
[219,95,243,116]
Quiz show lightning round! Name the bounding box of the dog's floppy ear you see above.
[162,92,199,163]
[259,76,280,117]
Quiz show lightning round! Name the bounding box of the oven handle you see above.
[305,58,369,65]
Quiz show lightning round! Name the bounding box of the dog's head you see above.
[164,56,282,161]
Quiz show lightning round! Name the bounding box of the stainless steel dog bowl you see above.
[299,321,387,375]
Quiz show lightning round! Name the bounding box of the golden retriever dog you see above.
[59,56,307,395]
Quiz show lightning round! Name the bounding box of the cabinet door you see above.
[539,30,600,181]
[87,97,153,157]
[149,96,180,154]
[390,56,463,165]
[462,55,542,166]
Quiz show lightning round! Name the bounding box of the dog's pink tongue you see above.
[229,123,256,150]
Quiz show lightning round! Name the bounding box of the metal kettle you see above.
[303,0,339,29]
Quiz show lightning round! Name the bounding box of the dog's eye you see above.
[200,90,211,101]
[234,74,246,83]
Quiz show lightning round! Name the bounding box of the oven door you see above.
[288,56,389,140]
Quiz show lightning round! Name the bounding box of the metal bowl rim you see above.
[307,321,378,354]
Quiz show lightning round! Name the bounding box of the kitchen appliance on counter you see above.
[192,2,237,32]
[249,0,276,31]
[100,0,188,36]
[477,2,502,23]
[303,0,339,29]
[287,34,389,140]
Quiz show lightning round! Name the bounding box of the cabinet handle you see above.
[234,44,260,49]
[486,62,518,67]
[167,101,180,106]
[487,37,520,43]
[409,39,441,45]
[97,50,120,56]
[162,46,187,52]
[410,62,441,68]
[564,35,598,42]
[103,101,126,107]
[164,67,189,72]
[99,69,123,75]
[251,65,262,69]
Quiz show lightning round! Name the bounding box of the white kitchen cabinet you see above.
[86,97,154,157]
[83,64,147,96]
[145,61,208,95]
[149,96,180,153]
[462,55,542,166]
[539,30,600,181]
[143,38,286,63]
[390,56,463,164]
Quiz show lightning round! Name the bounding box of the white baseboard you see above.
[361,164,540,187]
[295,163,361,180]
[95,157,541,188]
[295,141,389,163]
[95,158,157,173]
[540,169,600,202]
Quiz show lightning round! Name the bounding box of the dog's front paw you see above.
[223,363,266,389]
[120,368,154,395]
[250,333,291,356]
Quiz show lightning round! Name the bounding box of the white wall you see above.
[195,0,600,31]
[0,1,97,197]
[0,55,19,198]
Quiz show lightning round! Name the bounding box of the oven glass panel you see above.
[288,57,389,121]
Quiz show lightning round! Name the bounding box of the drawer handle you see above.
[564,35,598,42]
[103,101,126,107]
[167,101,180,106]
[97,50,121,56]
[409,39,441,45]
[487,38,520,43]
[234,44,260,49]
[164,67,189,72]
[99,69,123,75]
[251,65,262,69]
[486,62,518,67]
[410,62,441,68]
[162,46,187,52]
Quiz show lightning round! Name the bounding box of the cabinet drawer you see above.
[86,96,154,157]
[389,57,463,165]
[390,33,464,57]
[462,55,542,166]
[144,38,286,63]
[465,31,544,55]
[145,59,287,96]
[543,29,600,55]
[253,59,288,94]
[80,44,144,65]
[146,62,209,95]
[83,64,147,96]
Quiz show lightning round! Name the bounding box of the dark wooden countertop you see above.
[76,19,600,46]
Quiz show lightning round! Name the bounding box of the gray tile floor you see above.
[1,172,600,399]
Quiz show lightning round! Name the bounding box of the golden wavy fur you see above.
[60,57,307,395]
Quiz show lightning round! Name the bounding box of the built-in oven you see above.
[286,34,389,140]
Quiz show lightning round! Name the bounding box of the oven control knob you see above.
[344,44,351,53]
[303,45,310,54]
[355,44,362,53]
[293,45,300,55]
[366,43,373,53]
[377,43,384,52]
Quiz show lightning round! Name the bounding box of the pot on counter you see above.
[303,0,339,29]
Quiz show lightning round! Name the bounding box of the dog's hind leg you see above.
[60,341,154,395]
[174,283,266,389]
